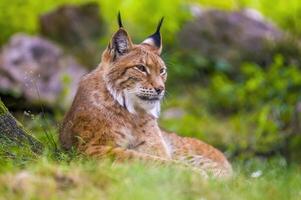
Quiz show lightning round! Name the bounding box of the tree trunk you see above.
[0,98,43,154]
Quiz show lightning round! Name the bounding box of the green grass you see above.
[0,114,300,200]
[0,154,300,200]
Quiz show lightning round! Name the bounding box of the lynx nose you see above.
[155,87,164,95]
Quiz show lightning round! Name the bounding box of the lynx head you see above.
[102,13,166,118]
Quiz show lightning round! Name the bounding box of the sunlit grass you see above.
[0,154,300,200]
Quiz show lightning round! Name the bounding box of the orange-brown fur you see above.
[60,24,232,178]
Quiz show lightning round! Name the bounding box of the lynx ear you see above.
[142,17,164,55]
[108,12,133,61]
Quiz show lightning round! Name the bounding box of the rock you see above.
[39,2,105,67]
[178,8,284,69]
[0,34,87,109]
[162,108,186,119]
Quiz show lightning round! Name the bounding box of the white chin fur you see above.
[107,84,161,118]
[148,102,160,118]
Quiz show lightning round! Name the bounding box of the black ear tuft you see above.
[156,17,164,34]
[118,11,123,28]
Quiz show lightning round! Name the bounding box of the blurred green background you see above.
[1,0,301,164]
[1,0,301,44]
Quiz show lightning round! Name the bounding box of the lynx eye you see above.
[135,65,148,74]
[160,67,166,75]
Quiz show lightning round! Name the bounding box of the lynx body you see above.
[60,15,232,177]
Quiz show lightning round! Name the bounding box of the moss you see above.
[0,98,43,154]
[0,99,8,116]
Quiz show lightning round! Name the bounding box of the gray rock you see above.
[162,108,186,119]
[0,34,87,109]
[178,8,284,68]
[39,2,105,67]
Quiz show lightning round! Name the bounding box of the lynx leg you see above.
[84,144,209,177]
[164,132,233,178]
[84,145,171,164]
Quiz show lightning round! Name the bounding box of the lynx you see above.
[59,14,232,178]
